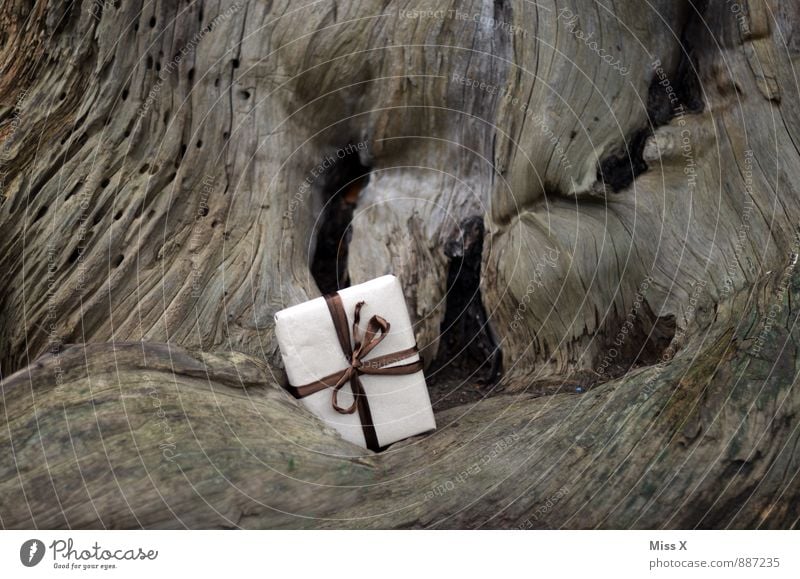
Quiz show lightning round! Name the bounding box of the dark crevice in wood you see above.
[64,182,81,201]
[649,11,705,124]
[593,304,677,383]
[597,128,651,193]
[310,145,371,295]
[429,216,502,400]
[597,8,705,193]
[67,246,82,265]
[32,205,48,223]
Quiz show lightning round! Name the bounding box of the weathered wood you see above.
[1,0,800,528]
[483,0,800,382]
[1,262,798,528]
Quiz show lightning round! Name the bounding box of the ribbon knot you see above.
[287,293,423,451]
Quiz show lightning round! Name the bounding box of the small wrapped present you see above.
[274,275,437,451]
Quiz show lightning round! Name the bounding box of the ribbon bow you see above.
[287,292,423,450]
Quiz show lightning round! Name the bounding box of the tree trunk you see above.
[1,0,799,528]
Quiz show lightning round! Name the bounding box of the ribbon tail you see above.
[350,373,381,452]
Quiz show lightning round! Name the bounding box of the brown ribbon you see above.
[287,293,423,451]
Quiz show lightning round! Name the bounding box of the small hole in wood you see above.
[430,216,503,394]
[310,144,372,294]
[33,205,48,223]
[67,247,82,265]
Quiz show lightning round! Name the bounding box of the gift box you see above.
[274,275,437,451]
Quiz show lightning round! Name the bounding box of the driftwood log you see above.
[1,0,799,528]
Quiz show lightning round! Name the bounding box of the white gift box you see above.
[274,275,437,450]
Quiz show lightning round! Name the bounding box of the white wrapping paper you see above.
[274,275,436,449]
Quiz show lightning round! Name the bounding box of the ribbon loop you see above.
[331,368,359,414]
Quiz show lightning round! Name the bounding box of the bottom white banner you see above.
[1,530,796,577]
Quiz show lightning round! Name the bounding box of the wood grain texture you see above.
[1,0,800,528]
[1,263,798,528]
